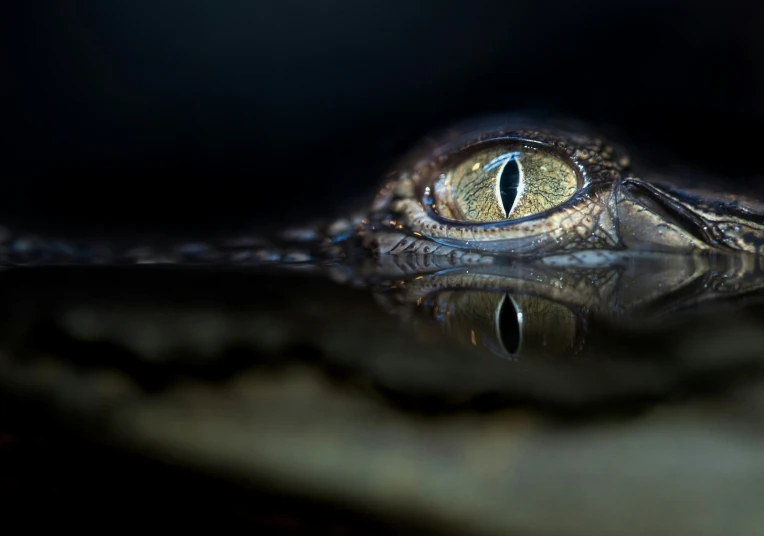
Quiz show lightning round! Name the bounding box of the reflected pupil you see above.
[498,158,520,217]
[498,295,520,355]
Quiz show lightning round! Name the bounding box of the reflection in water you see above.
[415,291,579,360]
[367,252,764,361]
[2,252,764,536]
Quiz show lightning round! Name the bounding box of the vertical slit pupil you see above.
[498,295,520,355]
[499,158,520,217]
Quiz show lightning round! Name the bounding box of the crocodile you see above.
[3,115,764,267]
[3,116,764,360]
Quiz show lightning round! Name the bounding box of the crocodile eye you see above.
[432,144,580,222]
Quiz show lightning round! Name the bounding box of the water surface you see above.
[2,254,764,534]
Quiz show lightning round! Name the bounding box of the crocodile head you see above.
[362,117,764,259]
[338,117,764,360]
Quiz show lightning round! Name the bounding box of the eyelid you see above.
[418,136,587,188]
[484,152,518,173]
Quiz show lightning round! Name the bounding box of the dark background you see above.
[3,0,763,238]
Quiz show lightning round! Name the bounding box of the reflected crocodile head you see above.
[362,117,764,258]
[366,253,764,361]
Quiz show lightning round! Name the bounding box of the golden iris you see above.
[432,145,579,222]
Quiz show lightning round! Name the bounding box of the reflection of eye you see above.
[432,144,580,222]
[497,295,521,355]
[428,291,579,360]
[496,294,578,358]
